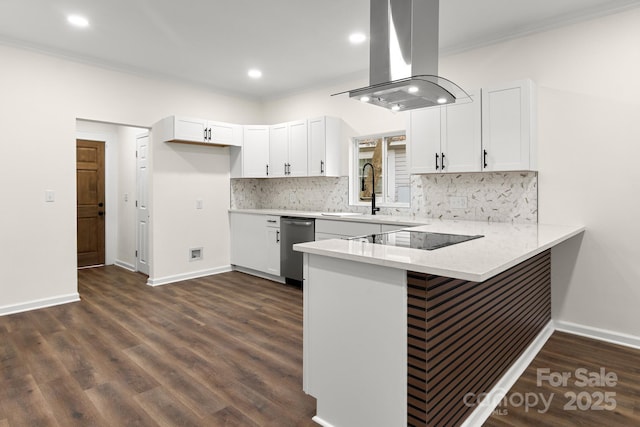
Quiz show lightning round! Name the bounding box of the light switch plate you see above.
[45,190,55,202]
[196,199,203,209]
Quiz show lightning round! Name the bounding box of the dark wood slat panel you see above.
[426,256,549,322]
[420,253,547,314]
[407,250,551,427]
[427,272,550,375]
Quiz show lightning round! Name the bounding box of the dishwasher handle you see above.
[283,220,314,227]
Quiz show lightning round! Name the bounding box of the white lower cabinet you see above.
[265,220,280,276]
[230,213,280,275]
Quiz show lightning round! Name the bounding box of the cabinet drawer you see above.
[315,220,381,237]
[265,215,280,228]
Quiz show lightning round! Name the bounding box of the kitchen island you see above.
[294,220,584,427]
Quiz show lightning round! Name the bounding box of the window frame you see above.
[349,130,410,209]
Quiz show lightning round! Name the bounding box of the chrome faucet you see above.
[361,162,380,215]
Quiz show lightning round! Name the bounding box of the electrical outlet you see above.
[449,196,468,209]
[289,192,296,203]
[189,247,203,261]
[124,193,129,202]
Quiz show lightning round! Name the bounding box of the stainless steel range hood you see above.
[337,0,470,111]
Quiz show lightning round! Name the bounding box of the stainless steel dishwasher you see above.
[280,217,315,286]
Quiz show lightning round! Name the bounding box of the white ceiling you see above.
[1,0,639,100]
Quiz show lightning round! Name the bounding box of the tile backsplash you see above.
[231,172,538,223]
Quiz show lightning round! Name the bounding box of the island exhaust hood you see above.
[335,0,470,111]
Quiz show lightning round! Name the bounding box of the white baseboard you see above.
[311,416,335,427]
[114,260,136,272]
[554,320,640,350]
[0,293,81,316]
[460,321,555,427]
[147,265,233,287]
[231,266,285,284]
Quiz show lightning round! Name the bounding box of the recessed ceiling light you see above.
[408,86,419,93]
[248,69,262,79]
[67,15,89,28]
[391,105,401,112]
[437,97,448,104]
[349,33,367,44]
[360,96,370,103]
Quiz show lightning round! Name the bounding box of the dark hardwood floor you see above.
[0,266,317,426]
[3,267,640,426]
[484,332,640,427]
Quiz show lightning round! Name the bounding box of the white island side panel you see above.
[304,253,407,427]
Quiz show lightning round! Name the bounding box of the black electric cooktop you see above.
[349,230,484,251]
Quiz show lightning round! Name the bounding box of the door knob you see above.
[98,202,104,207]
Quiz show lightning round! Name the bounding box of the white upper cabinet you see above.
[409,80,536,174]
[481,79,536,171]
[443,90,482,172]
[235,125,269,178]
[288,120,308,176]
[156,116,242,146]
[269,120,308,177]
[408,107,443,174]
[409,90,481,174]
[269,123,289,177]
[308,116,342,177]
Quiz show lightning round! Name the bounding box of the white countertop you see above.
[229,209,427,226]
[294,219,585,282]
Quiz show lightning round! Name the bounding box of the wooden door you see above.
[76,139,105,267]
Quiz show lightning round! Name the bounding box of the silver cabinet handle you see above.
[320,160,324,174]
[276,230,280,243]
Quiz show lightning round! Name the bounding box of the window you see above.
[352,132,410,207]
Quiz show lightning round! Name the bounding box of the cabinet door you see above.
[174,117,208,142]
[209,121,241,147]
[481,80,533,171]
[288,120,308,176]
[308,117,327,176]
[243,126,270,177]
[442,90,482,172]
[409,108,442,174]
[230,213,266,272]
[265,227,280,276]
[269,123,289,177]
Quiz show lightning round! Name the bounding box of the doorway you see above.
[76,139,106,267]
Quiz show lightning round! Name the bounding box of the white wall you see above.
[262,8,640,339]
[0,43,261,314]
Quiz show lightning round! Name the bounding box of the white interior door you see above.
[136,133,150,275]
